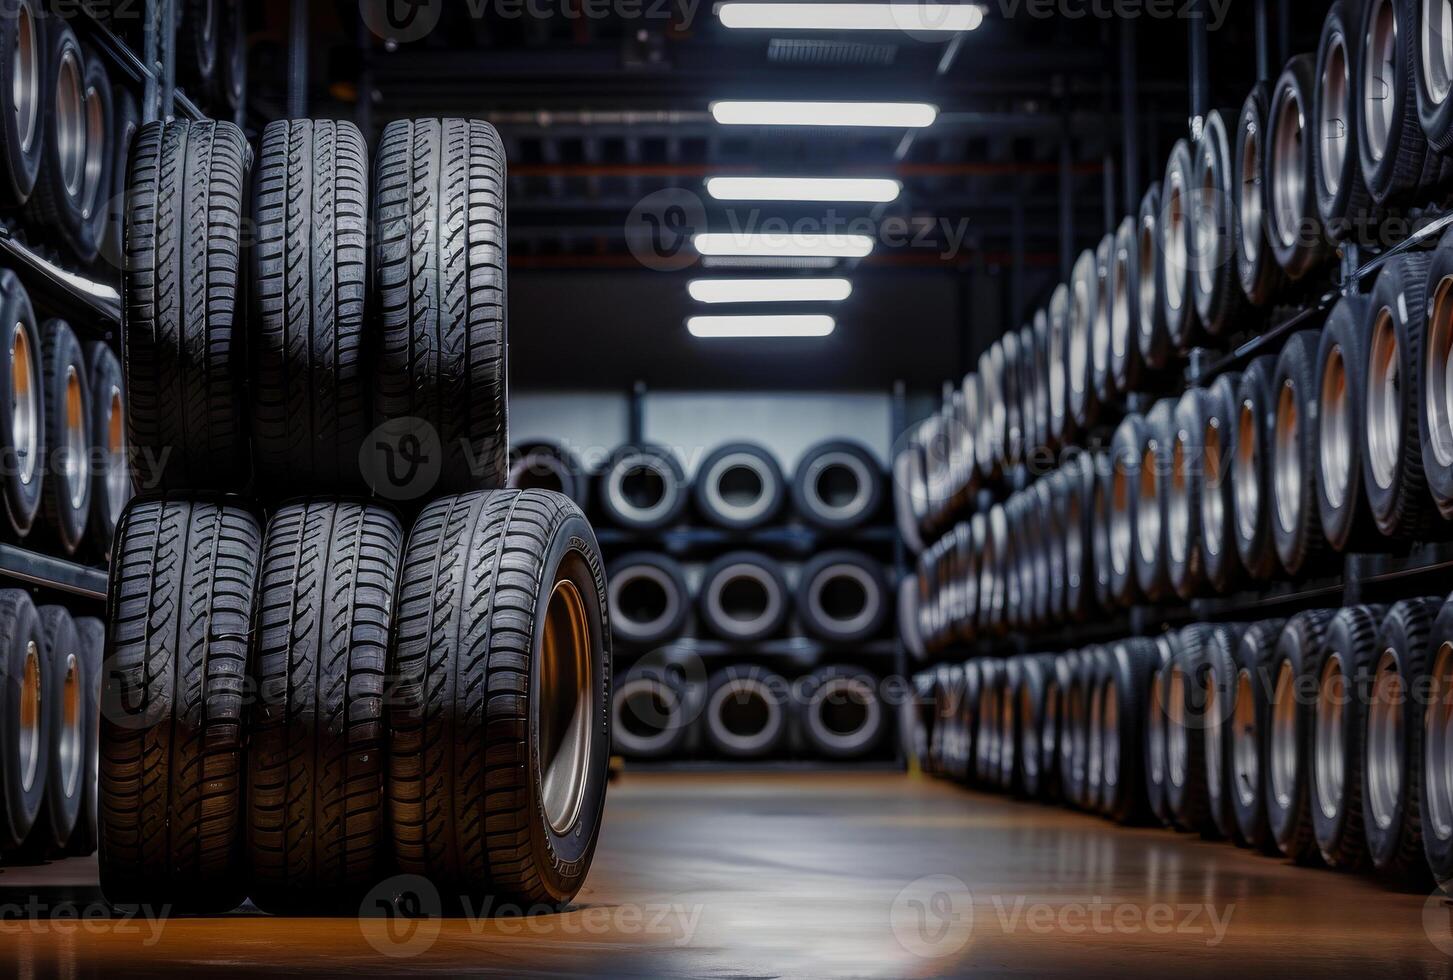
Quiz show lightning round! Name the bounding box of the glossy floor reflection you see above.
[1,772,1450,978]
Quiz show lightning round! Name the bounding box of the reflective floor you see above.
[2,772,1450,978]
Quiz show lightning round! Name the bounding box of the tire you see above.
[928,665,956,776]
[1164,623,1222,836]
[612,664,693,760]
[1109,414,1148,607]
[958,374,983,510]
[387,489,610,907]
[1236,83,1287,306]
[1041,475,1067,625]
[0,0,43,207]
[1134,399,1176,602]
[703,664,788,760]
[956,519,981,644]
[1202,624,1246,841]
[218,0,247,122]
[1160,139,1201,349]
[1144,635,1175,826]
[911,672,935,771]
[1018,323,1041,455]
[1138,182,1174,371]
[1055,455,1090,621]
[1425,233,1453,518]
[1314,3,1378,242]
[509,440,590,510]
[898,575,926,662]
[100,84,139,271]
[0,589,44,850]
[1418,0,1453,151]
[1092,232,1117,406]
[99,498,260,911]
[247,501,402,913]
[1230,619,1288,852]
[1365,597,1441,885]
[1266,609,1336,865]
[250,118,369,491]
[1109,215,1144,395]
[698,551,791,643]
[1191,108,1250,337]
[1030,479,1053,627]
[997,658,1023,794]
[975,659,1003,787]
[1318,296,1377,548]
[1043,656,1074,803]
[24,21,91,260]
[796,550,888,644]
[1058,652,1084,806]
[373,119,508,494]
[39,319,90,556]
[598,444,688,530]
[1169,388,1208,599]
[1309,604,1387,870]
[1268,54,1335,279]
[791,439,882,532]
[1231,355,1281,581]
[1088,652,1108,810]
[607,552,689,647]
[1000,330,1024,468]
[953,662,979,782]
[896,426,930,553]
[1090,450,1115,610]
[1271,330,1331,575]
[1421,596,1453,894]
[76,48,114,262]
[1067,248,1101,433]
[1073,650,1104,809]
[977,344,1006,479]
[84,342,127,562]
[1013,656,1052,799]
[177,0,219,103]
[1047,282,1073,448]
[1359,0,1447,205]
[18,606,82,855]
[1102,638,1158,824]
[1363,252,1436,538]
[1200,371,1245,592]
[1032,311,1053,451]
[63,616,102,857]
[800,665,885,760]
[693,441,786,530]
[122,118,249,492]
[0,272,41,539]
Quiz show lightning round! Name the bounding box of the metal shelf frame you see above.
[0,545,108,602]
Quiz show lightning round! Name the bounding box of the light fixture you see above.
[688,278,853,304]
[710,100,938,128]
[694,232,874,258]
[701,255,842,269]
[718,2,985,33]
[688,314,837,338]
[705,176,901,203]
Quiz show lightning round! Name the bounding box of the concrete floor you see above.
[1,772,1450,978]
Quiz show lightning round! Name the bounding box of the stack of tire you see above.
[913,597,1453,896]
[98,116,610,915]
[172,0,249,125]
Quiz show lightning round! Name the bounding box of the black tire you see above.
[1359,0,1447,205]
[1134,399,1176,602]
[1271,330,1331,575]
[1073,650,1105,809]
[1138,182,1174,370]
[796,550,888,644]
[612,664,693,760]
[1425,233,1453,518]
[898,574,925,662]
[218,0,247,122]
[1017,323,1041,455]
[791,439,883,532]
[1013,656,1052,799]
[1229,619,1287,853]
[1268,54,1335,279]
[39,319,89,556]
[388,489,610,907]
[1164,623,1222,837]
[1236,83,1287,306]
[1160,139,1201,349]
[607,552,689,647]
[996,658,1023,794]
[1109,414,1148,607]
[1047,282,1073,448]
[1067,248,1101,433]
[122,118,249,492]
[63,616,102,858]
[0,589,44,850]
[1318,296,1377,548]
[0,272,41,539]
[1191,108,1250,336]
[1364,597,1441,886]
[698,551,791,643]
[1102,638,1158,825]
[1000,330,1024,468]
[598,444,688,530]
[800,665,885,761]
[974,659,1004,787]
[1042,475,1067,625]
[977,344,1006,478]
[1109,215,1144,395]
[894,431,929,555]
[1421,596,1453,893]
[1029,479,1053,627]
[1418,0,1453,152]
[693,441,786,530]
[99,498,260,911]
[1032,310,1053,452]
[951,662,977,782]
[1266,609,1336,865]
[1310,604,1387,870]
[1090,449,1115,610]
[18,606,82,855]
[1363,252,1436,537]
[1091,232,1117,406]
[247,501,402,913]
[1057,652,1083,806]
[177,0,219,103]
[84,342,128,563]
[1169,388,1208,599]
[703,664,788,760]
[0,0,43,207]
[955,520,981,644]
[1231,355,1282,581]
[1042,655,1074,803]
[100,84,140,271]
[76,48,114,262]
[1202,623,1246,842]
[1200,370,1245,592]
[24,21,90,259]
[373,119,508,494]
[1144,635,1175,827]
[250,118,369,491]
[1063,454,1097,621]
[1313,3,1377,240]
[509,440,589,510]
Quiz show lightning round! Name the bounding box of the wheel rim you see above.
[80,81,105,221]
[1365,0,1398,164]
[1271,84,1305,250]
[1240,113,1264,264]
[12,1,37,155]
[1168,665,1188,788]
[59,651,81,797]
[1233,667,1260,809]
[64,365,88,511]
[1321,342,1353,508]
[806,452,871,522]
[539,576,594,835]
[1148,668,1167,788]
[1111,466,1132,577]
[1234,398,1261,543]
[1368,307,1402,491]
[1204,671,1223,806]
[55,47,84,201]
[1274,379,1301,535]
[1165,169,1188,313]
[1367,649,1404,832]
[10,322,37,487]
[1315,655,1347,821]
[1271,659,1298,810]
[1320,32,1351,198]
[1194,153,1217,300]
[1169,431,1190,565]
[1423,0,1453,108]
[1202,417,1225,557]
[106,387,126,522]
[1137,444,1161,566]
[1102,679,1120,793]
[1427,642,1453,841]
[705,453,772,524]
[19,639,39,794]
[1428,276,1453,469]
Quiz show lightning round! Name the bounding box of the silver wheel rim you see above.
[1427,643,1453,841]
[1194,152,1217,301]
[1368,307,1401,491]
[612,677,682,754]
[1202,418,1225,557]
[607,565,679,641]
[64,365,88,511]
[1102,679,1120,793]
[1273,379,1301,536]
[80,81,105,221]
[1271,659,1298,811]
[1164,168,1188,313]
[1321,342,1353,508]
[19,639,39,794]
[1168,431,1190,565]
[1139,214,1158,331]
[59,652,81,797]
[1137,443,1161,567]
[55,47,84,202]
[1239,114,1263,264]
[1233,668,1259,809]
[1234,399,1261,543]
[106,387,126,521]
[1205,672,1223,807]
[1367,649,1404,832]
[704,452,773,524]
[10,322,36,487]
[1365,0,1398,164]
[1315,655,1347,821]
[805,452,871,523]
[708,564,781,637]
[1428,276,1453,468]
[1424,0,1453,107]
[1168,665,1188,789]
[12,1,37,155]
[1271,84,1305,250]
[1320,32,1351,199]
[539,576,594,836]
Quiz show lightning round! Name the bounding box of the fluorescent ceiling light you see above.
[688,314,836,338]
[718,3,985,32]
[694,232,874,257]
[688,278,853,303]
[710,100,937,128]
[706,176,901,203]
[702,255,841,269]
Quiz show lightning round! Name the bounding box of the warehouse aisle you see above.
[1,773,1447,978]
